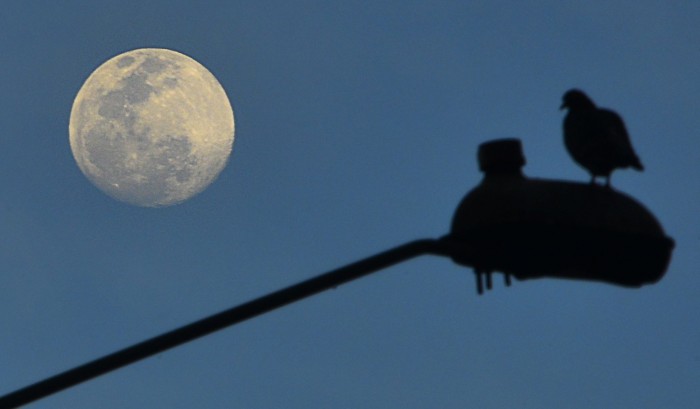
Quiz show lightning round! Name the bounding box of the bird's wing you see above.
[598,108,643,169]
[598,109,634,153]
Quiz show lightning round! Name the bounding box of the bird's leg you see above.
[486,270,493,290]
[589,175,596,185]
[475,269,484,295]
[504,273,511,287]
[604,175,611,188]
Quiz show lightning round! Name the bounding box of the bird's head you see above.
[560,89,596,111]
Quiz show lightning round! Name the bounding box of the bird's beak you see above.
[559,102,566,110]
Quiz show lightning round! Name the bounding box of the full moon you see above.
[69,48,234,207]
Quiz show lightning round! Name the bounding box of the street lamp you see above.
[0,139,674,408]
[449,139,674,293]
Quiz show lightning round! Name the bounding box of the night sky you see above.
[2,2,699,408]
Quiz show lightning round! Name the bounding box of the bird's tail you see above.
[630,155,644,171]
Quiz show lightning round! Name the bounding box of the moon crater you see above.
[69,48,234,207]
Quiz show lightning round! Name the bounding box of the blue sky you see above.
[1,1,699,408]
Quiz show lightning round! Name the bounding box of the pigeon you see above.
[560,89,643,187]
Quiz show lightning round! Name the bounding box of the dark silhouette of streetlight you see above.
[450,139,672,294]
[0,139,673,409]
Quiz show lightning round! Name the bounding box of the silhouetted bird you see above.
[560,89,643,187]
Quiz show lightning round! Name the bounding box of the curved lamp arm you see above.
[0,238,449,408]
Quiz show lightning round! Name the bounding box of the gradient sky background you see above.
[2,2,699,408]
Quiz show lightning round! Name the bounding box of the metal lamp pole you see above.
[0,238,450,408]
